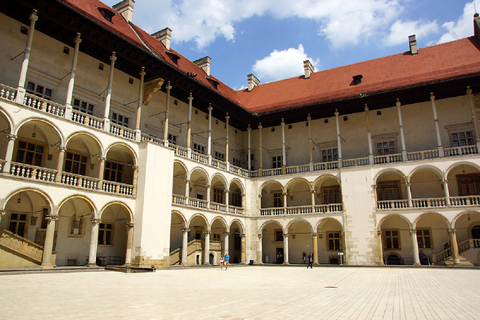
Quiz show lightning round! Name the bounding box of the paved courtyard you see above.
[1,265,479,319]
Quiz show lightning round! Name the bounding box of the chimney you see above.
[194,56,211,76]
[112,0,135,23]
[409,34,418,55]
[303,60,315,79]
[247,74,260,91]
[152,28,172,50]
[475,13,480,40]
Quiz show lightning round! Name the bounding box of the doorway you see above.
[275,247,284,264]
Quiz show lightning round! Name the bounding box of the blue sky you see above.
[102,0,478,90]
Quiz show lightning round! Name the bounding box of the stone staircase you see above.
[434,238,480,266]
[0,227,44,268]
[170,239,203,265]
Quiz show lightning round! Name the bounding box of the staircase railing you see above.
[169,239,203,265]
[0,227,43,264]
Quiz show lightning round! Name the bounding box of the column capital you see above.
[99,156,106,162]
[29,9,38,21]
[110,51,117,61]
[188,92,193,101]
[307,113,311,121]
[448,228,456,235]
[181,227,190,233]
[126,223,134,228]
[139,66,146,76]
[166,81,172,90]
[258,122,263,129]
[240,233,246,238]
[396,98,401,106]
[208,103,213,111]
[312,232,318,237]
[74,32,82,44]
[283,233,289,238]
[247,124,251,130]
[281,118,285,125]
[225,112,230,120]
[59,146,67,152]
[334,108,339,116]
[46,214,59,221]
[257,233,262,238]
[7,134,17,141]
[467,86,472,95]
[223,232,230,236]
[310,189,315,193]
[224,189,230,193]
[364,103,369,111]
[91,218,101,225]
[430,92,435,101]
[410,229,417,235]
[203,229,210,234]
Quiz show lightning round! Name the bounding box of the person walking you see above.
[219,255,224,270]
[307,253,313,269]
[224,252,230,270]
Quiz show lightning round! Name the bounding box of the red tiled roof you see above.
[236,37,480,114]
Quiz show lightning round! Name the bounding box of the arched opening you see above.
[410,167,444,207]
[211,218,227,264]
[103,144,136,194]
[386,253,401,265]
[260,181,284,215]
[316,218,344,264]
[379,215,411,265]
[376,171,408,209]
[229,220,243,263]
[287,220,312,264]
[189,215,208,265]
[169,211,186,265]
[261,221,283,264]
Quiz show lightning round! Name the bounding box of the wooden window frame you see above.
[384,229,401,250]
[327,232,341,251]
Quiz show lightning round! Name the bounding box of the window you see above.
[69,215,85,236]
[377,180,401,201]
[417,229,431,249]
[213,188,224,203]
[26,81,52,100]
[231,192,242,207]
[111,112,129,128]
[273,192,283,207]
[451,131,474,147]
[15,140,44,166]
[98,8,115,22]
[64,152,88,176]
[104,161,123,183]
[8,213,28,237]
[98,223,113,245]
[457,174,480,196]
[328,232,341,250]
[168,134,177,145]
[321,148,338,162]
[321,186,341,204]
[377,141,396,155]
[232,158,242,167]
[214,151,225,161]
[274,229,284,242]
[193,143,205,154]
[212,233,221,241]
[385,230,400,249]
[73,98,94,115]
[272,155,282,168]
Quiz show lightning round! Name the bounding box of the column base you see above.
[282,262,290,265]
[181,262,188,266]
[86,263,98,268]
[313,262,320,266]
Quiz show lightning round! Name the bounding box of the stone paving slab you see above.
[0,266,479,319]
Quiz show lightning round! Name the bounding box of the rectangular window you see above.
[272,155,282,169]
[328,232,341,250]
[451,131,474,147]
[385,230,400,249]
[64,151,88,176]
[214,151,225,161]
[69,215,85,236]
[104,161,123,183]
[27,81,52,100]
[111,112,129,127]
[8,213,28,237]
[168,134,177,145]
[212,233,221,241]
[231,192,242,207]
[457,174,480,196]
[15,140,44,166]
[377,180,401,201]
[376,141,396,155]
[321,186,340,204]
[274,229,284,242]
[213,188,223,203]
[321,148,338,162]
[232,158,242,167]
[273,192,283,207]
[193,143,205,154]
[73,98,94,115]
[98,223,113,245]
[417,229,431,249]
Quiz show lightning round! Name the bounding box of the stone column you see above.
[377,231,384,265]
[16,9,38,104]
[207,103,212,165]
[185,179,190,199]
[225,189,230,209]
[225,113,230,165]
[258,122,263,175]
[97,156,106,190]
[163,81,172,144]
[335,109,343,168]
[223,232,229,256]
[466,86,480,149]
[134,67,146,141]
[257,234,263,264]
[64,33,82,119]
[125,223,134,266]
[41,214,58,268]
[283,192,288,214]
[406,182,412,207]
[281,118,286,174]
[311,189,316,212]
[396,98,408,161]
[307,114,313,170]
[132,166,138,196]
[449,229,461,265]
[411,229,420,265]
[87,219,100,266]
[55,147,66,183]
[365,104,374,164]
[103,52,117,132]
[206,184,211,207]
[3,134,17,173]
[247,124,252,170]
[283,233,290,265]
[181,228,189,266]
[430,93,444,157]
[241,234,246,264]
[312,233,319,265]
[443,179,451,206]
[187,93,193,149]
[203,230,210,265]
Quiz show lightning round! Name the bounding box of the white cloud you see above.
[384,20,439,46]
[438,1,477,44]
[252,44,319,83]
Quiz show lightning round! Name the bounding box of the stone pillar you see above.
[377,231,384,265]
[103,52,117,132]
[55,147,66,183]
[310,189,316,212]
[406,182,412,207]
[258,122,263,175]
[283,192,288,214]
[257,234,263,264]
[185,179,190,199]
[247,124,252,170]
[206,184,211,206]
[16,9,38,104]
[307,114,313,169]
[87,219,100,266]
[97,157,106,190]
[281,118,286,174]
[65,33,82,119]
[365,104,374,164]
[396,98,408,161]
[334,109,343,168]
[125,223,134,266]
[181,228,189,266]
[312,233,319,265]
[223,232,229,256]
[466,86,480,150]
[283,233,290,265]
[411,229,420,266]
[186,93,193,149]
[430,93,444,157]
[203,230,210,265]
[3,134,17,173]
[135,67,146,140]
[163,81,172,144]
[41,214,58,268]
[225,113,230,165]
[449,229,461,265]
[207,103,212,164]
[132,166,138,196]
[241,234,246,264]
[443,179,451,206]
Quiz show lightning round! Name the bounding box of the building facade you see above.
[1,0,480,269]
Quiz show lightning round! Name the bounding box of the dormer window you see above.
[352,74,363,85]
[206,77,219,90]
[98,7,115,23]
[165,51,180,65]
